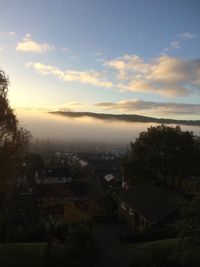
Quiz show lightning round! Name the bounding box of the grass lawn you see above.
[0,242,48,267]
[134,238,178,251]
[127,239,179,266]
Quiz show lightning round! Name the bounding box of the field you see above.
[0,243,47,267]
[0,238,178,267]
[133,238,178,250]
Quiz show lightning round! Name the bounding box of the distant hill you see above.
[50,111,200,127]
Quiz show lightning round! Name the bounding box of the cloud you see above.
[0,31,16,38]
[105,54,200,96]
[0,46,4,51]
[105,59,126,78]
[163,32,198,53]
[169,41,181,49]
[27,62,113,88]
[8,31,16,36]
[179,32,197,40]
[164,41,181,52]
[105,54,148,80]
[16,34,55,53]
[95,99,200,116]
[95,52,102,57]
[15,107,51,112]
[62,47,69,52]
[94,51,105,62]
[53,102,89,112]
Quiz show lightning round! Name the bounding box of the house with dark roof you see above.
[35,168,72,184]
[119,182,177,232]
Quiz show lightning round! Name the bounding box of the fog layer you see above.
[17,109,200,145]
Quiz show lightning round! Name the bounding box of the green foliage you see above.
[0,69,31,193]
[173,196,200,266]
[136,238,178,250]
[102,191,118,217]
[125,124,199,192]
[131,239,182,267]
[48,222,98,267]
[24,153,44,183]
[0,243,47,267]
[0,223,47,243]
[63,201,90,223]
[131,248,182,267]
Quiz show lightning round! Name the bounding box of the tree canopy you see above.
[124,124,200,193]
[0,69,30,194]
[173,195,200,266]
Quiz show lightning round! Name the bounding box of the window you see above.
[140,216,149,228]
[129,208,134,215]
[120,201,126,210]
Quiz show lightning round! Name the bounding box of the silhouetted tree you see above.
[174,195,200,266]
[0,69,30,194]
[124,124,199,193]
[25,153,44,183]
[47,222,97,267]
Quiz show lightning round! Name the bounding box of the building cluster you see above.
[15,150,180,233]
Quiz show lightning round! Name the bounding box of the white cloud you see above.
[16,34,55,53]
[169,41,181,49]
[96,99,200,115]
[8,31,16,36]
[163,32,197,53]
[27,62,113,88]
[105,54,200,97]
[105,54,149,80]
[0,46,4,51]
[0,31,16,38]
[179,32,197,40]
[164,41,181,52]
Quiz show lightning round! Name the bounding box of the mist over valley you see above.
[17,109,200,147]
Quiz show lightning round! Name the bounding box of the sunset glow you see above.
[0,0,199,120]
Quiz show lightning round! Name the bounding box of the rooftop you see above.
[120,182,177,224]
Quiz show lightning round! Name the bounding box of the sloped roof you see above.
[104,174,114,182]
[79,160,88,167]
[120,182,177,224]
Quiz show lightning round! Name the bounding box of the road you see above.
[94,222,139,267]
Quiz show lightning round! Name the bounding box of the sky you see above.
[0,0,200,119]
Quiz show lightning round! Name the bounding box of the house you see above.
[119,182,177,232]
[35,168,72,184]
[104,174,115,183]
[101,174,120,189]
[78,159,88,167]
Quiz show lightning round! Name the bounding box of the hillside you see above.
[50,111,200,127]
